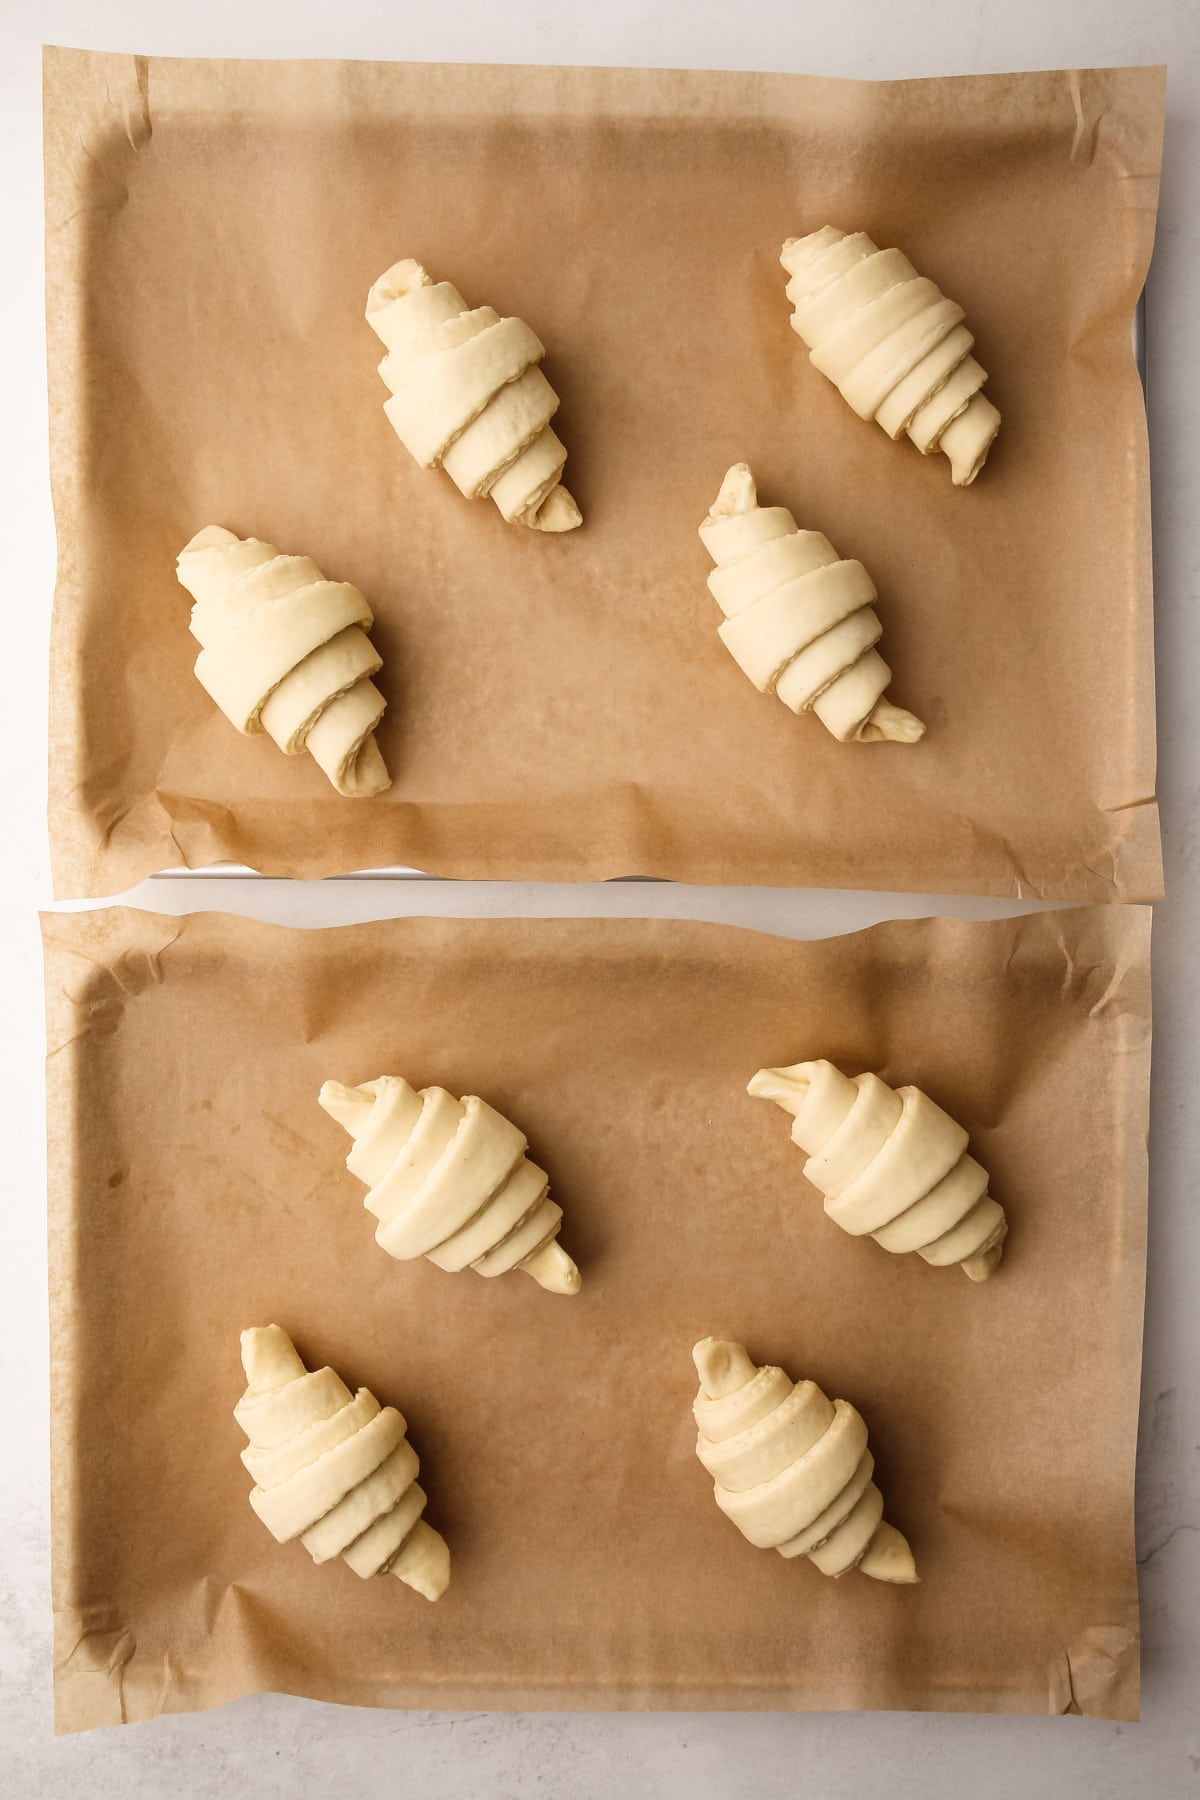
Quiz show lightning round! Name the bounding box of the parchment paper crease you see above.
[43,905,1150,1729]
[44,49,1163,899]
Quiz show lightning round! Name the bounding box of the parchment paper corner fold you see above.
[42,904,1150,1729]
[43,48,1164,898]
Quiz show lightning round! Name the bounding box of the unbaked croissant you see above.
[691,1338,917,1583]
[319,1077,581,1295]
[176,526,390,797]
[366,259,581,533]
[699,464,924,744]
[780,227,1001,486]
[749,1060,1007,1281]
[234,1324,449,1599]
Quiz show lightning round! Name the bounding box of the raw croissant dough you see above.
[320,1077,581,1295]
[699,464,924,744]
[780,226,1001,486]
[691,1338,917,1583]
[176,527,390,797]
[749,1060,1008,1281]
[234,1324,449,1599]
[366,259,581,532]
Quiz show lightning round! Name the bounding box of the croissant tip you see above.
[318,1080,375,1136]
[746,1066,810,1115]
[942,394,1001,486]
[328,732,392,799]
[858,701,926,745]
[398,1575,449,1602]
[858,1521,918,1585]
[239,1323,305,1392]
[527,484,582,532]
[961,1222,1008,1282]
[706,462,757,523]
[390,1521,451,1600]
[178,523,237,561]
[240,1321,286,1357]
[692,1337,757,1398]
[521,1239,582,1294]
[366,256,430,317]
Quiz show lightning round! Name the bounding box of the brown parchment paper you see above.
[44,49,1163,901]
[43,904,1151,1730]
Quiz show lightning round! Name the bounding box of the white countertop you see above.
[4,2,1198,1793]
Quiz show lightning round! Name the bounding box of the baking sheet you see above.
[44,50,1164,901]
[43,904,1150,1729]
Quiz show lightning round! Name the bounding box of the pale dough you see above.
[320,1077,581,1295]
[749,1059,1008,1281]
[780,227,1001,486]
[699,464,924,744]
[176,527,390,798]
[691,1338,918,1583]
[234,1324,450,1599]
[366,259,581,533]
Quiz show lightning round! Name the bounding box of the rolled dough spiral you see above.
[780,226,1001,486]
[749,1060,1008,1282]
[176,526,390,798]
[234,1324,450,1600]
[699,464,924,744]
[691,1338,917,1584]
[319,1076,581,1296]
[366,259,581,533]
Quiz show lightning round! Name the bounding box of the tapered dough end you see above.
[858,1519,919,1584]
[961,1216,1008,1282]
[240,1324,306,1393]
[390,1519,451,1600]
[366,257,431,317]
[857,698,926,745]
[705,462,757,522]
[520,1238,582,1294]
[317,1079,376,1137]
[329,732,392,800]
[692,1337,758,1399]
[180,524,239,557]
[940,391,1001,487]
[527,485,582,532]
[746,1064,810,1116]
[779,231,838,277]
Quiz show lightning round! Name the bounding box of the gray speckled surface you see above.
[5,2,1198,1793]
